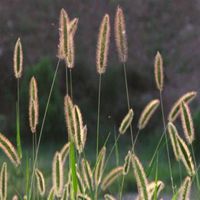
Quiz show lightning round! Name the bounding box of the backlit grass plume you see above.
[81,159,93,190]
[132,154,149,200]
[176,134,195,176]
[180,102,195,144]
[12,195,18,200]
[114,6,128,63]
[101,166,123,191]
[167,122,181,161]
[74,105,87,153]
[104,194,117,200]
[96,14,110,74]
[123,150,131,175]
[177,176,192,200]
[35,168,45,196]
[60,142,70,164]
[148,181,164,199]
[29,77,39,134]
[119,108,134,134]
[138,99,160,130]
[154,51,164,91]
[94,146,106,186]
[13,38,23,79]
[64,95,76,141]
[0,133,20,167]
[0,162,7,200]
[168,91,197,122]
[58,9,69,60]
[52,152,63,197]
[69,18,79,37]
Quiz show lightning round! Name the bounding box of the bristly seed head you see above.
[13,38,23,79]
[114,6,128,63]
[96,14,110,74]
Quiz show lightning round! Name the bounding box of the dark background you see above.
[0,0,200,146]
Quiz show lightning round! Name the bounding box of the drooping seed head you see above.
[52,152,63,197]
[131,154,149,200]
[35,168,46,196]
[119,109,134,134]
[138,99,160,130]
[65,34,75,68]
[154,51,164,91]
[101,166,123,191]
[29,77,39,134]
[123,150,131,175]
[0,133,21,167]
[167,122,181,161]
[180,102,195,144]
[177,134,195,176]
[168,91,197,122]
[114,6,128,63]
[13,38,23,79]
[177,176,192,200]
[96,14,110,74]
[0,162,7,200]
[60,142,70,164]
[94,146,106,186]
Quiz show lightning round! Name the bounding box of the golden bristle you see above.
[96,14,110,74]
[168,91,197,122]
[94,146,106,186]
[167,122,181,161]
[180,102,195,144]
[58,8,69,60]
[64,95,76,141]
[52,152,63,197]
[13,38,23,79]
[154,51,164,91]
[0,162,7,200]
[69,18,79,36]
[114,6,128,63]
[119,108,134,134]
[138,99,160,130]
[35,168,46,196]
[0,133,20,167]
[60,142,70,164]
[131,154,149,200]
[101,166,123,191]
[65,34,75,68]
[29,77,39,134]
[177,176,192,200]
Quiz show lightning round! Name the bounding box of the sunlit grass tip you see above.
[168,91,197,122]
[0,133,20,167]
[138,99,160,130]
[114,6,128,63]
[96,14,111,74]
[13,38,23,79]
[180,102,195,144]
[119,108,134,134]
[35,168,46,196]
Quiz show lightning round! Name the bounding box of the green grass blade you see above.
[16,101,22,159]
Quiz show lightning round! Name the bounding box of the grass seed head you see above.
[35,168,46,196]
[177,176,192,200]
[0,162,7,200]
[96,14,110,74]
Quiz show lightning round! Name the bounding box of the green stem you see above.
[16,78,22,159]
[119,175,125,200]
[96,74,102,159]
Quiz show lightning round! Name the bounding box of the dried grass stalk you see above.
[168,91,197,122]
[13,38,23,79]
[96,14,110,74]
[0,133,20,167]
[101,166,123,191]
[35,168,45,196]
[52,152,63,197]
[0,162,7,200]
[119,109,134,134]
[138,99,160,130]
[154,51,164,91]
[114,6,128,63]
[180,102,195,144]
